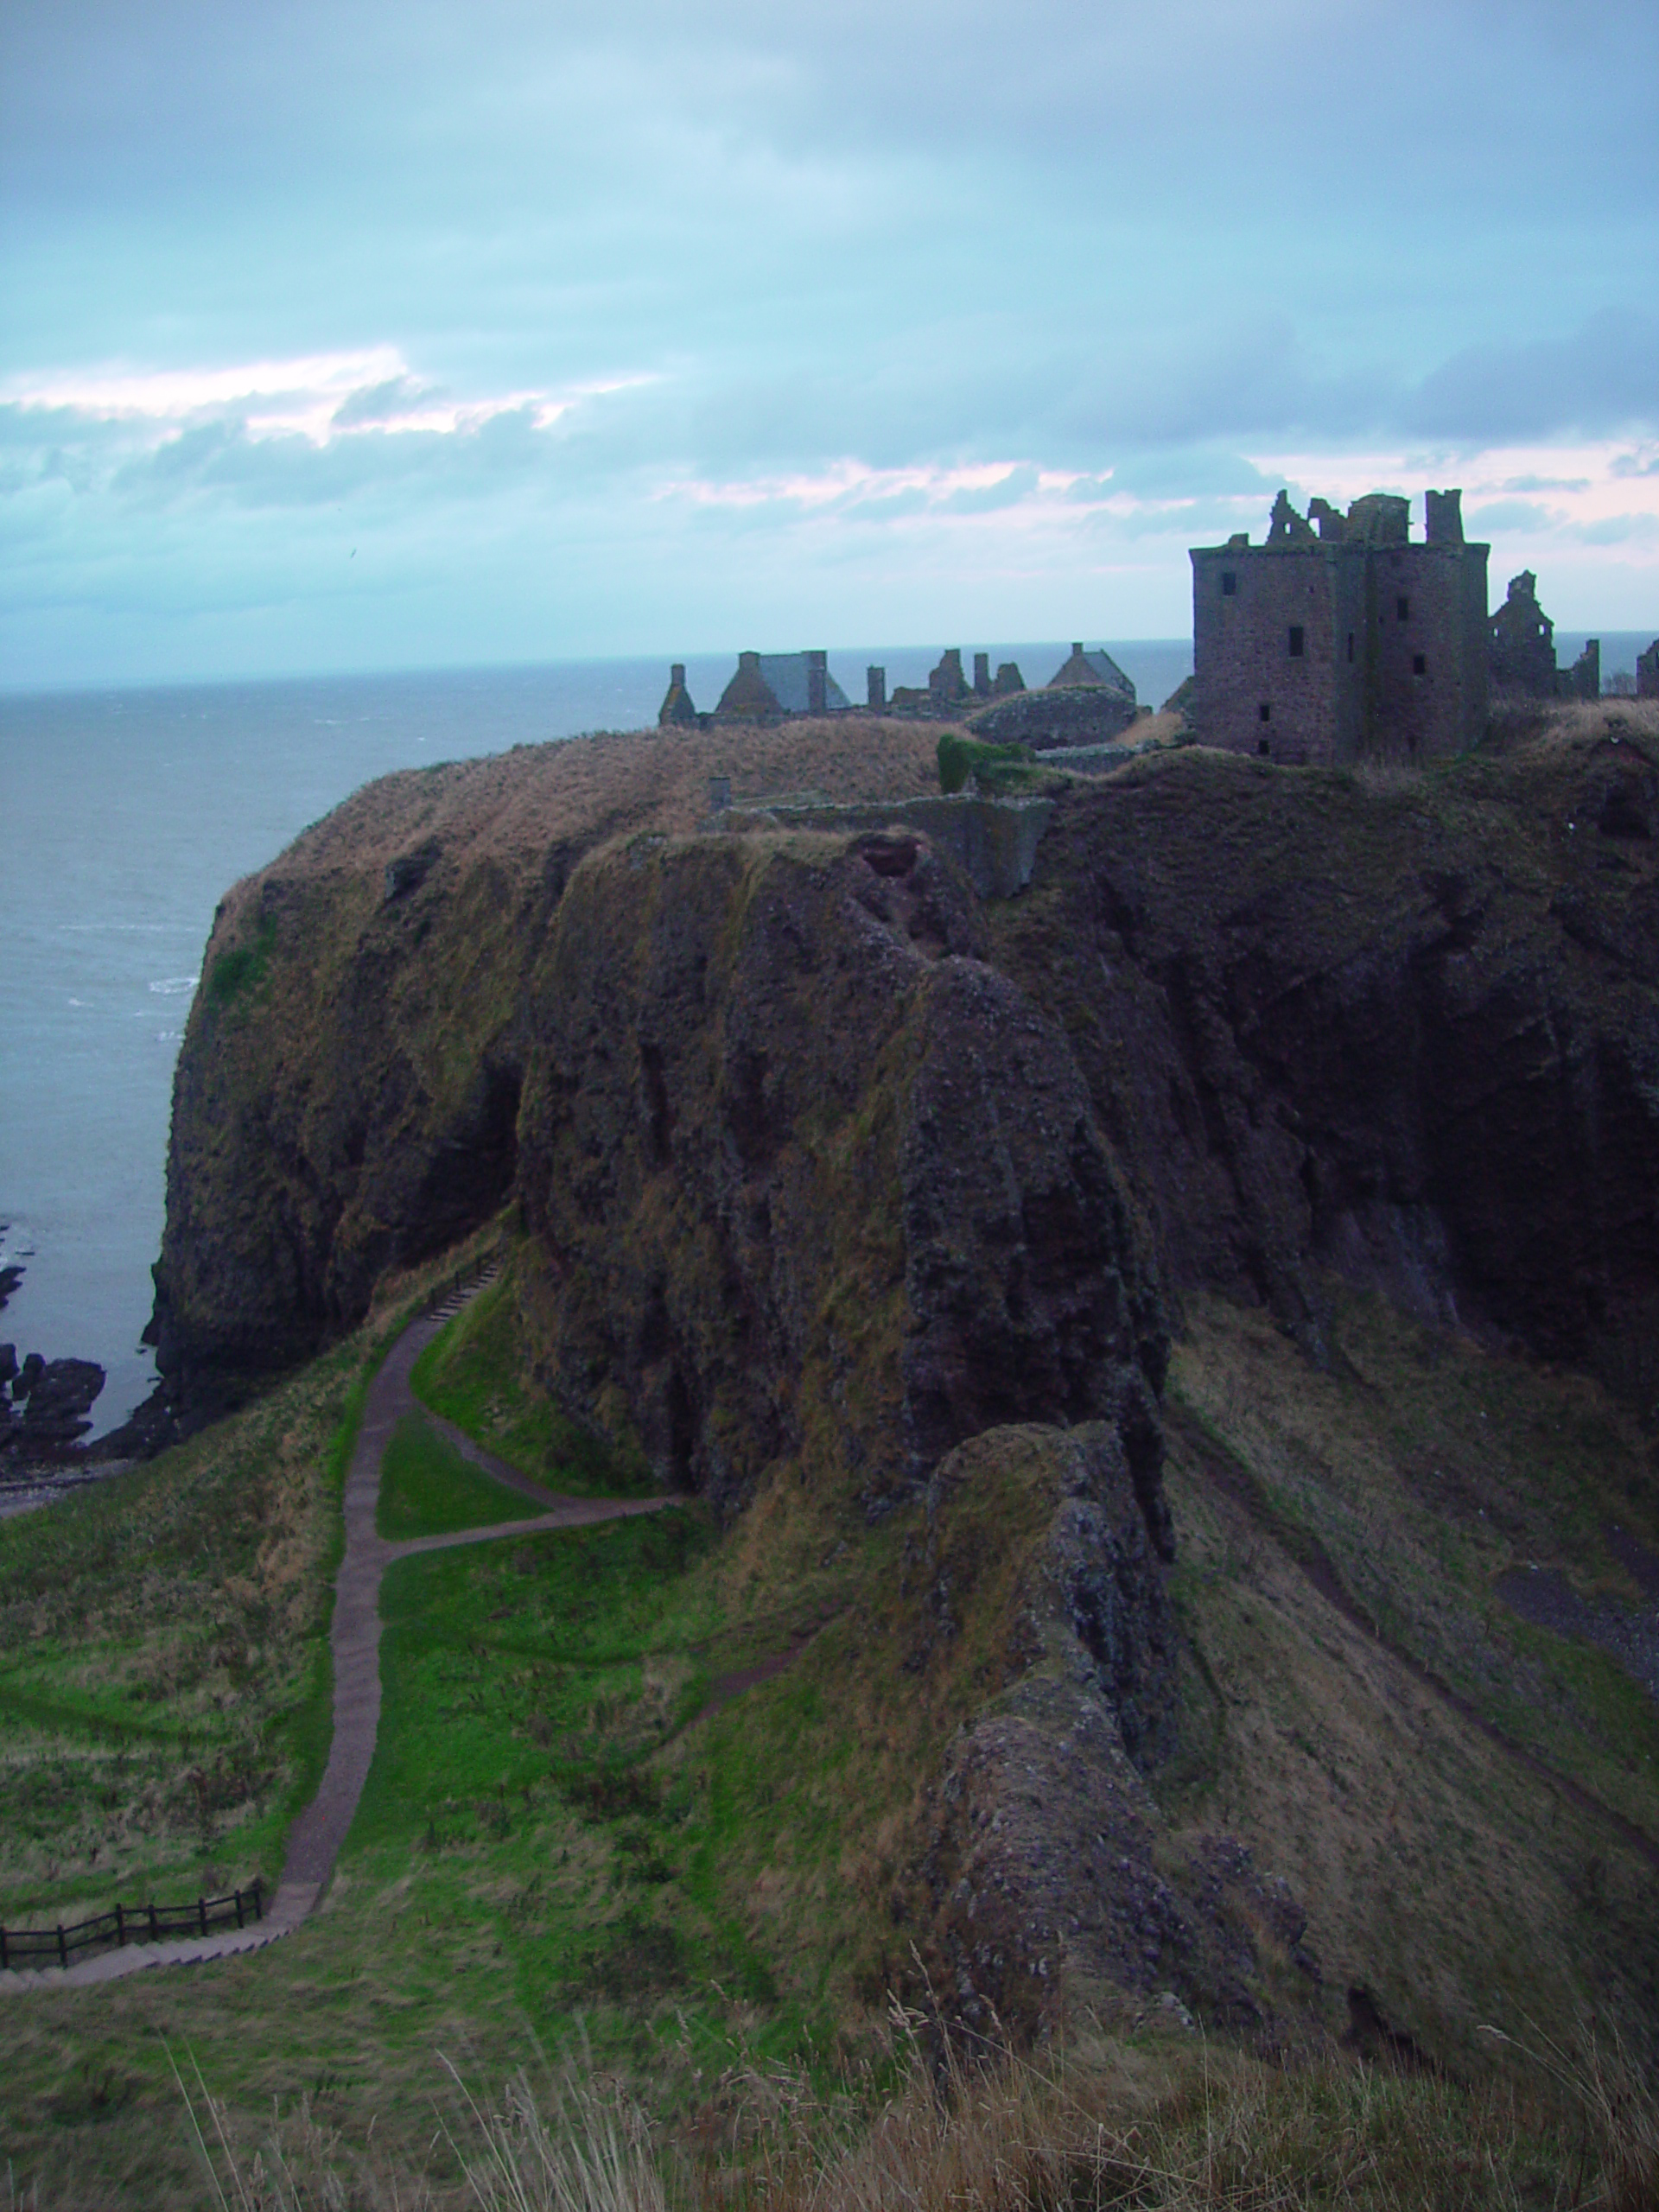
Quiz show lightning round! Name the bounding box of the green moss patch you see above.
[205,918,276,1007]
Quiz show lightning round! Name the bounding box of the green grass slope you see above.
[2,1251,1656,2205]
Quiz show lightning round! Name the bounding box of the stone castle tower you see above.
[1190,489,1490,765]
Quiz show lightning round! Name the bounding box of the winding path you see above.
[7,1279,680,1988]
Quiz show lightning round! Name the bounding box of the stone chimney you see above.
[806,649,828,715]
[1425,489,1465,546]
[973,652,990,696]
[868,665,887,710]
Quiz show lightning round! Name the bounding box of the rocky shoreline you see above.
[0,1255,175,1506]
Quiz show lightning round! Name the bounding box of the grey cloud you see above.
[106,405,566,509]
[1099,448,1276,500]
[332,376,439,427]
[1402,310,1659,442]
[1573,512,1659,548]
[1501,474,1589,493]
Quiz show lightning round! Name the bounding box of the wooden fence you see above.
[0,1880,264,1972]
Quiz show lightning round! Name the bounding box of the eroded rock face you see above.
[516,832,1166,1517]
[900,1422,1311,2039]
[991,728,1659,1382]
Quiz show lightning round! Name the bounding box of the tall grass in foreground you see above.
[173,2024,1657,2212]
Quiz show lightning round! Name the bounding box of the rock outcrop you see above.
[515,829,1165,1519]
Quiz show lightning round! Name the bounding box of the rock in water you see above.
[0,1356,105,1458]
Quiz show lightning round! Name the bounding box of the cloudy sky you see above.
[3,0,1656,688]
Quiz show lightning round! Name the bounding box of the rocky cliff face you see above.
[988,725,1659,1395]
[514,827,1166,1521]
[154,712,1659,1450]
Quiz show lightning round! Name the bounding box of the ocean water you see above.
[0,639,1193,1436]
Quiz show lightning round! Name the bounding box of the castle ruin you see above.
[1488,571,1599,702]
[1191,489,1490,765]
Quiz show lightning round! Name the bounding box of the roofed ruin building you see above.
[1191,488,1490,765]
[1048,643,1135,696]
[710,650,852,721]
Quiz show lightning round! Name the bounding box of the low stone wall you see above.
[1033,741,1135,777]
[714,793,1058,899]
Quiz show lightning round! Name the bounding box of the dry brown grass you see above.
[1482,696,1659,758]
[250,719,945,897]
[175,2025,1659,2211]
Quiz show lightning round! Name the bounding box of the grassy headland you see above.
[3,702,1656,2205]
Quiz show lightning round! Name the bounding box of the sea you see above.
[2,637,1206,1439]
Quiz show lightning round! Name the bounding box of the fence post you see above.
[116,1903,125,1947]
[1,1926,8,1972]
[234,1888,244,1929]
[149,1903,158,1941]
[198,1896,207,1937]
[57,1925,67,1970]
[252,1877,264,1922]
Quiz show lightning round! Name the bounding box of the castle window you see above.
[1346,632,1355,663]
[1222,571,1236,596]
[1257,738,1270,756]
[1258,702,1271,722]
[1288,626,1305,658]
[1413,654,1427,677]
[1396,595,1410,621]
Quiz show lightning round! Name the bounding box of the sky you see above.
[2,0,1656,690]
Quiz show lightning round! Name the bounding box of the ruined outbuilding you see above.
[881,649,1027,715]
[1047,642,1135,696]
[1639,639,1659,701]
[1191,489,1491,765]
[1489,571,1599,702]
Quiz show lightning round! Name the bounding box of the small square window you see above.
[1412,653,1427,676]
[1397,595,1410,621]
[1258,702,1271,722]
[1288,626,1305,658]
[1222,571,1237,596]
[1257,738,1270,756]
